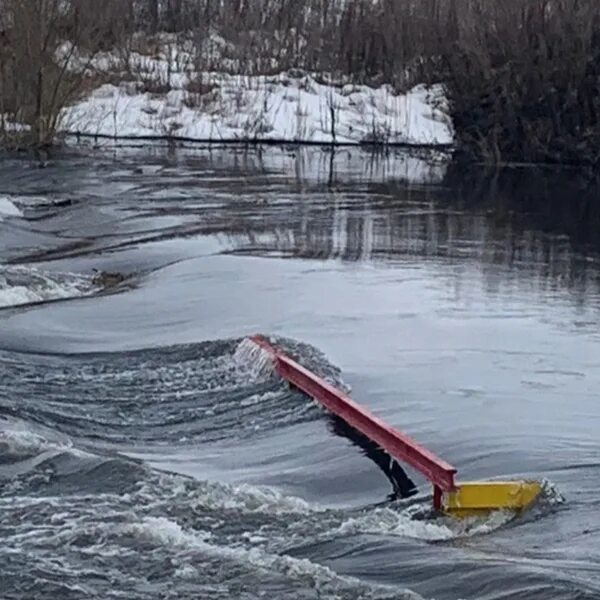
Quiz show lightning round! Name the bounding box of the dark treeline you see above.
[444,1,600,167]
[1,0,600,167]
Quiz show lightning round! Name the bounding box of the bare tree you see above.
[2,0,599,163]
[0,0,113,147]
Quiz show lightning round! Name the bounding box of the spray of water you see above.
[232,337,276,380]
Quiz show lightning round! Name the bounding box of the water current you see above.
[0,144,598,599]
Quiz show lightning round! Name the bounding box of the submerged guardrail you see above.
[249,335,542,516]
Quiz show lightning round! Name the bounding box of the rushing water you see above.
[1,143,599,600]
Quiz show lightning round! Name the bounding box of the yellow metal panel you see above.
[443,481,542,517]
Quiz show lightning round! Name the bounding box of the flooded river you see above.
[1,144,599,599]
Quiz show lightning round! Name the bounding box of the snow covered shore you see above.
[59,48,453,146]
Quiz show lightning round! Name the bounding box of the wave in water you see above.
[0,338,325,450]
[0,418,423,599]
[0,335,569,600]
[0,265,99,308]
[0,416,565,597]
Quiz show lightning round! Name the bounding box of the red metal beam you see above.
[250,336,457,492]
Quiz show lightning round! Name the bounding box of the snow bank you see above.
[60,50,453,146]
[0,115,31,134]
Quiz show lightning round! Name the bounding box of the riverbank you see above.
[2,0,599,165]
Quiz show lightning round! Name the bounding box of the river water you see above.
[1,144,599,599]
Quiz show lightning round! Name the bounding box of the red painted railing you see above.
[250,335,457,503]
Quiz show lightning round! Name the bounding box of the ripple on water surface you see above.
[1,147,600,600]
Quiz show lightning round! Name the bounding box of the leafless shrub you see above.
[186,79,218,96]
[437,0,600,165]
[130,0,599,164]
[0,0,107,147]
[2,0,599,163]
[183,76,219,109]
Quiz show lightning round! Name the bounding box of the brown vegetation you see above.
[439,0,600,166]
[1,0,599,166]
[0,0,115,147]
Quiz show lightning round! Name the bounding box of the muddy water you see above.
[0,144,599,599]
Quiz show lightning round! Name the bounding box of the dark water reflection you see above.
[222,159,600,316]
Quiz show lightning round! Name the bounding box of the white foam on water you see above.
[241,532,268,544]
[186,478,322,516]
[337,505,516,541]
[0,424,73,459]
[339,479,565,542]
[0,265,98,308]
[134,472,323,518]
[0,196,23,219]
[128,516,423,599]
[239,389,282,407]
[539,478,566,507]
[232,337,276,380]
[1,194,54,209]
[268,334,351,392]
[127,516,213,548]
[174,564,199,579]
[0,421,89,494]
